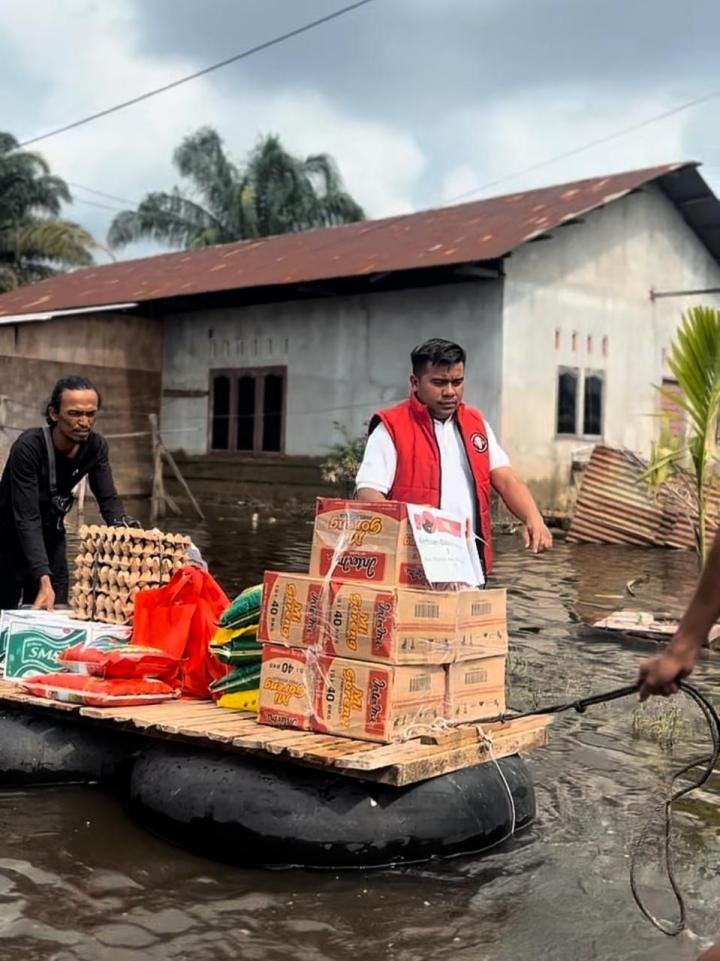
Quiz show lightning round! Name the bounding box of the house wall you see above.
[501,183,720,505]
[0,312,162,496]
[161,281,504,457]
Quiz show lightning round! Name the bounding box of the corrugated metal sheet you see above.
[568,445,719,550]
[0,162,705,319]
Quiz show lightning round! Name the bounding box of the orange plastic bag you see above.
[132,566,230,698]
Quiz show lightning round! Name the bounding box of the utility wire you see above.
[441,89,720,206]
[18,0,378,148]
[57,32,716,233]
[65,84,720,228]
[74,197,127,213]
[68,182,138,207]
[231,85,720,279]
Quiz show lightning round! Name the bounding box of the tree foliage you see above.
[0,132,97,292]
[645,305,720,561]
[320,423,368,496]
[108,129,364,250]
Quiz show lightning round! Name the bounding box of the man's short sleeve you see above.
[485,421,510,471]
[355,423,398,495]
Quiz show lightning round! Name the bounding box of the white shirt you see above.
[355,416,509,536]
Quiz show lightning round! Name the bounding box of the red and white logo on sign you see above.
[471,432,488,454]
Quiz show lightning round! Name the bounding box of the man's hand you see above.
[32,574,55,611]
[638,639,700,701]
[522,514,553,553]
[490,468,553,553]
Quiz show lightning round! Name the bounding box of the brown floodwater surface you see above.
[1,501,718,961]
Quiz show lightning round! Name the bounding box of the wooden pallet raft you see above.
[0,679,551,787]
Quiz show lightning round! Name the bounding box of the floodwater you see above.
[1,500,719,961]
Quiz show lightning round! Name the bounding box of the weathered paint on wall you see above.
[0,312,162,496]
[161,282,504,457]
[501,183,720,504]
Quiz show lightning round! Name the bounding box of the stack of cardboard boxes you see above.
[257,498,508,743]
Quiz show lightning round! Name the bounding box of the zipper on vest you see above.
[429,418,442,506]
[458,429,487,580]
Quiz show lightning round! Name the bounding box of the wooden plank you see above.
[335,716,552,772]
[264,732,325,756]
[78,701,222,723]
[286,737,380,763]
[0,676,553,787]
[420,726,486,748]
[160,716,262,740]
[231,725,311,750]
[375,725,550,787]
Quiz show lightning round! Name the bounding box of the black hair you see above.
[411,338,466,375]
[45,376,102,425]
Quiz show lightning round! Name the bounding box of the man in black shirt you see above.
[0,376,127,611]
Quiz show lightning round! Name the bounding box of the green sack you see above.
[210,647,261,666]
[209,662,262,695]
[219,584,263,629]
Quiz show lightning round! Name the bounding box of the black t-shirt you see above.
[0,428,125,577]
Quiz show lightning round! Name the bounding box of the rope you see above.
[492,679,720,937]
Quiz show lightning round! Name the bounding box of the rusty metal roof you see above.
[0,161,713,319]
[568,444,719,550]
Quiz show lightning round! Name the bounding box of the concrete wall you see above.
[0,312,162,496]
[161,281,504,456]
[501,184,720,505]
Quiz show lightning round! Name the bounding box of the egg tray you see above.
[71,524,191,625]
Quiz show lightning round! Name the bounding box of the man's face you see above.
[50,389,99,444]
[411,361,465,420]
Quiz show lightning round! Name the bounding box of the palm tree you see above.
[0,132,98,292]
[107,129,365,250]
[645,305,720,562]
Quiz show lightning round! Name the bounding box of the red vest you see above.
[371,394,494,573]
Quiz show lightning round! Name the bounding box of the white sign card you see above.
[406,504,484,586]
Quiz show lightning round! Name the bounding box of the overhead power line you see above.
[75,84,720,235]
[68,182,138,206]
[74,197,126,212]
[442,89,720,206]
[18,0,378,148]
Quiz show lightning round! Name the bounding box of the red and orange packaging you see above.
[309,498,430,590]
[259,570,457,664]
[258,570,507,665]
[313,655,445,743]
[257,644,314,730]
[258,645,446,743]
[444,655,506,723]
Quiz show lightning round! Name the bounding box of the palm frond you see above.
[109,127,364,250]
[655,305,720,560]
[108,190,227,248]
[172,127,239,226]
[13,219,97,266]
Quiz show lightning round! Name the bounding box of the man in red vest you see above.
[356,337,552,581]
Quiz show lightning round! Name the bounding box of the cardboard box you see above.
[0,610,132,681]
[455,589,508,661]
[258,571,457,664]
[445,655,506,723]
[309,498,430,590]
[258,572,326,649]
[258,644,314,730]
[313,655,445,743]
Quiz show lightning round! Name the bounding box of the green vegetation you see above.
[645,305,720,563]
[108,129,364,250]
[0,132,97,292]
[320,423,368,496]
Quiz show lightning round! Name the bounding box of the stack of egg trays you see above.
[71,525,190,624]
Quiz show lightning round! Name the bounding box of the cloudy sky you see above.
[3,0,720,262]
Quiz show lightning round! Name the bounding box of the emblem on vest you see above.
[471,432,488,454]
